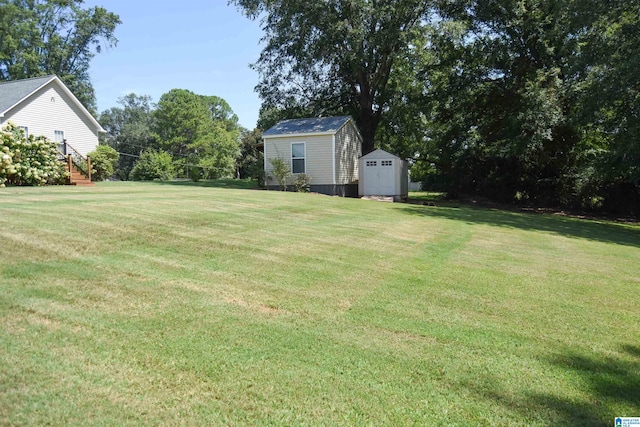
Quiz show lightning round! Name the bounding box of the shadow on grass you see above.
[471,345,640,425]
[153,179,261,190]
[398,203,640,248]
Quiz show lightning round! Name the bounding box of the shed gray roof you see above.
[263,116,352,136]
[0,75,56,115]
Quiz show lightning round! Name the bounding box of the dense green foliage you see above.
[236,127,264,185]
[88,145,118,181]
[0,0,120,112]
[0,122,66,186]
[100,90,242,181]
[234,0,639,215]
[99,94,155,180]
[152,89,240,179]
[418,0,639,213]
[129,149,175,181]
[232,0,429,154]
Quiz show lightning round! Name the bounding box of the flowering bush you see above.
[0,122,67,187]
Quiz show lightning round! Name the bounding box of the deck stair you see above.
[68,162,94,186]
[58,141,94,186]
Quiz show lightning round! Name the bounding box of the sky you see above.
[84,0,264,129]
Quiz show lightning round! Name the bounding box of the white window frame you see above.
[19,126,28,138]
[54,130,65,154]
[291,142,306,174]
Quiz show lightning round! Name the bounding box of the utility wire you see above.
[116,151,232,172]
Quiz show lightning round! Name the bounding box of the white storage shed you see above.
[358,149,408,201]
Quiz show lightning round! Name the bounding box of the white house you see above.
[359,148,408,201]
[263,116,362,196]
[0,75,103,157]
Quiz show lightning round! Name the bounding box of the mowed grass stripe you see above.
[1,181,639,426]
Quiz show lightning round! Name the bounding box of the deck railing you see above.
[58,141,91,181]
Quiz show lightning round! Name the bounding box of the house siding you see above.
[335,122,362,185]
[265,134,334,186]
[1,81,99,157]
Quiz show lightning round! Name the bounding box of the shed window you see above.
[291,143,305,173]
[381,160,393,166]
[366,160,377,167]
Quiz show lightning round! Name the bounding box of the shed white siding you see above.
[335,121,361,185]
[1,81,99,157]
[265,134,334,186]
[359,149,408,201]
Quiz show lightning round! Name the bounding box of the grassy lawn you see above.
[1,181,639,426]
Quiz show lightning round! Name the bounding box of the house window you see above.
[19,126,28,138]
[54,130,65,154]
[291,142,305,173]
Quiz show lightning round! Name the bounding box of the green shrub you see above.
[188,165,202,182]
[269,157,291,191]
[129,149,175,181]
[88,145,119,181]
[0,122,67,187]
[293,173,311,192]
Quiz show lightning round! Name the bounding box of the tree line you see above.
[99,90,263,182]
[0,0,261,183]
[234,0,639,215]
[3,0,637,213]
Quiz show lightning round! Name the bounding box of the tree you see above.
[199,95,239,132]
[414,0,587,205]
[0,0,120,113]
[99,93,155,180]
[153,89,210,157]
[153,89,239,179]
[236,127,264,185]
[232,0,431,153]
[572,0,640,213]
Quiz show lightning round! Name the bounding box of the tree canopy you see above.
[99,94,155,180]
[100,90,241,181]
[234,0,639,214]
[0,0,120,112]
[232,0,431,153]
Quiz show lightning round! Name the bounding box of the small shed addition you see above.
[358,149,408,201]
[0,75,103,157]
[263,116,362,196]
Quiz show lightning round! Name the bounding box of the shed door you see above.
[364,160,380,195]
[379,160,395,195]
[364,159,395,195]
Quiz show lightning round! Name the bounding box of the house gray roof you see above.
[263,116,352,136]
[0,75,56,115]
[0,75,103,131]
